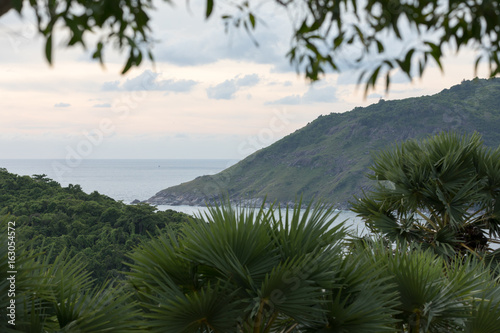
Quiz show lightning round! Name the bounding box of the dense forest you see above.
[0,168,189,283]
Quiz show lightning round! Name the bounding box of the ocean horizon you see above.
[0,158,236,203]
[0,158,364,230]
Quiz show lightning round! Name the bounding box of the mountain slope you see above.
[147,78,500,208]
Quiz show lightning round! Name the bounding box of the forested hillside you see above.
[0,168,189,283]
[148,78,500,208]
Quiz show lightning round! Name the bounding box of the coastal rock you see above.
[147,191,208,206]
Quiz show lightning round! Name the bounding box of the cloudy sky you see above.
[0,0,493,161]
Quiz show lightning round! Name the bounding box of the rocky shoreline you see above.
[145,191,273,207]
[142,190,350,210]
[146,191,207,206]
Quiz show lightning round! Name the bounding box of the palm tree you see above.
[126,200,500,332]
[5,203,500,332]
[351,239,500,333]
[126,201,398,332]
[351,131,500,258]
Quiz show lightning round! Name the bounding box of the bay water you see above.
[0,159,364,231]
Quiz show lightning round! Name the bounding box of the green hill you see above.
[0,169,189,283]
[147,78,500,208]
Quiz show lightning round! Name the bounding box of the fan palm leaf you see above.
[304,241,399,332]
[127,200,379,332]
[385,245,489,332]
[352,131,500,257]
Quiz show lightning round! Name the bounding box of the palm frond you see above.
[383,246,492,332]
[182,202,280,290]
[310,243,399,332]
[127,228,197,293]
[144,280,242,333]
[352,131,500,256]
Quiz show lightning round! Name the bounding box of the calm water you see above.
[0,159,236,203]
[0,159,364,230]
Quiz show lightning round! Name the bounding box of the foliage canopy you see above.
[1,0,499,90]
[0,168,189,284]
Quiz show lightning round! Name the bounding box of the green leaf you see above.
[364,65,381,96]
[249,13,256,28]
[401,48,415,77]
[12,0,23,12]
[206,0,214,18]
[45,34,53,65]
[92,42,104,65]
[385,71,391,92]
[121,55,134,74]
[474,55,483,75]
[376,40,384,53]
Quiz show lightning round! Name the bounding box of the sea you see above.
[0,159,364,231]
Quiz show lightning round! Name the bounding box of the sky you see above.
[0,0,494,161]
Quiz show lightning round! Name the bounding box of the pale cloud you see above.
[159,79,199,93]
[207,74,260,100]
[266,95,302,105]
[93,103,111,108]
[367,93,383,99]
[101,70,198,92]
[237,74,260,87]
[121,70,158,91]
[206,79,238,100]
[174,133,189,139]
[336,71,361,85]
[101,81,120,91]
[155,23,289,70]
[151,1,293,73]
[54,102,71,107]
[303,85,338,103]
[390,70,413,84]
[266,84,338,105]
